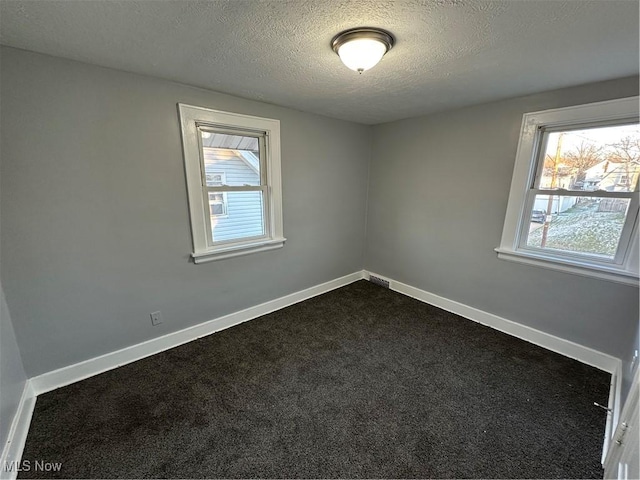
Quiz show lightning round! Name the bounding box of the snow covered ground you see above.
[526,201,625,258]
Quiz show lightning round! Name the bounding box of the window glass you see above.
[210,191,265,243]
[536,124,639,193]
[200,130,261,187]
[524,196,630,259]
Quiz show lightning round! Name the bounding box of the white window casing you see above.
[178,104,285,263]
[496,97,639,286]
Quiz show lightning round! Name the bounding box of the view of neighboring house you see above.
[534,159,639,216]
[203,147,264,243]
[582,160,640,192]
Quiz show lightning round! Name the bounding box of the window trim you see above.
[496,97,639,286]
[178,104,285,263]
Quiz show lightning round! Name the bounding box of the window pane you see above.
[206,173,225,186]
[210,191,265,243]
[200,130,261,187]
[208,192,227,217]
[537,124,639,192]
[525,195,629,259]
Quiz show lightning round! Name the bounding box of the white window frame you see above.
[496,97,639,286]
[178,104,285,263]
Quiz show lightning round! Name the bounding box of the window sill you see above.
[495,247,639,287]
[192,237,286,264]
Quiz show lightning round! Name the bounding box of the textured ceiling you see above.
[0,0,638,124]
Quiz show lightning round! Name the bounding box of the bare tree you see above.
[607,135,640,190]
[564,141,602,185]
[609,135,640,163]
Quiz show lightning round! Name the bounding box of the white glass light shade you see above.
[337,38,388,73]
[331,28,394,74]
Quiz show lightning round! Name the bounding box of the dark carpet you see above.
[20,280,610,478]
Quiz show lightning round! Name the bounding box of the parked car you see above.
[531,210,546,223]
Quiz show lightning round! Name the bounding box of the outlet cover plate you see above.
[150,311,163,326]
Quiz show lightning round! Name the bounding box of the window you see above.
[207,173,228,217]
[178,104,285,263]
[209,191,227,217]
[496,97,639,285]
[206,173,225,186]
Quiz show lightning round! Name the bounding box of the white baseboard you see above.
[1,381,36,480]
[11,269,625,474]
[32,269,620,394]
[30,271,365,395]
[364,271,621,374]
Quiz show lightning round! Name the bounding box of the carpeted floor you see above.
[20,280,610,478]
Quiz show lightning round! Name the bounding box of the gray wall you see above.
[1,45,637,385]
[0,47,371,377]
[0,284,27,450]
[0,108,28,450]
[364,77,639,361]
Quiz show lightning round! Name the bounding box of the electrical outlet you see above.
[150,311,163,326]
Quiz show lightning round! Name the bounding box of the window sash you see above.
[205,185,268,192]
[529,189,635,198]
[531,122,640,192]
[516,116,640,265]
[517,170,640,266]
[201,185,270,248]
[196,125,271,248]
[197,124,267,187]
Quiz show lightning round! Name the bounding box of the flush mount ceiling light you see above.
[331,27,395,74]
